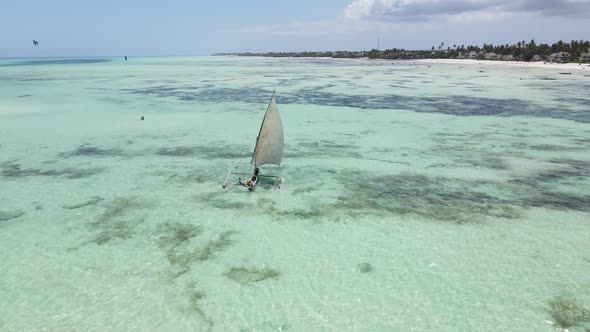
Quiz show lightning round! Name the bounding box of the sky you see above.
[1,0,589,57]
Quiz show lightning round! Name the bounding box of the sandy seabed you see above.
[1,56,589,331]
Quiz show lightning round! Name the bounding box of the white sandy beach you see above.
[399,58,590,71]
[259,55,590,72]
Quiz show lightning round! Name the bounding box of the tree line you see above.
[372,39,590,61]
[213,39,590,62]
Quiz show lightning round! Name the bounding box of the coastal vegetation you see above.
[214,39,590,63]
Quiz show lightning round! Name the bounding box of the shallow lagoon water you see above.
[1,56,589,331]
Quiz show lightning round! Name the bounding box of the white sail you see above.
[251,92,284,168]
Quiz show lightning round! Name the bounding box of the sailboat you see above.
[223,91,285,191]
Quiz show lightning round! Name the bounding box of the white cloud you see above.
[221,0,590,52]
[343,0,590,22]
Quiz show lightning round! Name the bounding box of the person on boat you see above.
[238,177,247,187]
[248,179,256,191]
[247,168,260,191]
[250,168,260,182]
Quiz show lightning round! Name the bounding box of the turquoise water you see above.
[1,56,589,331]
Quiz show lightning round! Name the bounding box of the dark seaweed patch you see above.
[194,191,326,221]
[425,135,520,170]
[430,156,509,170]
[102,217,144,242]
[547,296,590,329]
[0,210,24,222]
[209,157,589,221]
[69,201,145,250]
[85,233,112,246]
[529,144,581,152]
[95,197,140,224]
[59,145,126,158]
[512,159,590,187]
[158,222,203,249]
[283,208,325,220]
[223,266,280,285]
[334,172,520,223]
[197,170,521,223]
[296,90,582,122]
[166,231,237,278]
[122,82,590,122]
[156,145,249,159]
[194,231,236,260]
[0,161,102,179]
[185,282,213,331]
[549,158,590,174]
[473,157,508,170]
[574,138,590,146]
[365,158,411,166]
[525,191,590,212]
[358,262,373,273]
[505,158,590,212]
[73,217,144,249]
[62,196,104,209]
[555,97,590,107]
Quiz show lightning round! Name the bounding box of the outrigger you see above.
[222,91,285,191]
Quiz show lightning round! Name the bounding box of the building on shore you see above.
[549,52,570,63]
[484,52,499,60]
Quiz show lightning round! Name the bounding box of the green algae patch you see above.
[547,296,590,329]
[357,262,373,273]
[184,282,213,331]
[0,210,24,222]
[62,196,104,209]
[224,266,280,285]
[158,222,203,249]
[95,197,140,224]
[166,230,237,278]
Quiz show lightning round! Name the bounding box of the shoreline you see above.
[404,58,590,71]
[216,54,590,71]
